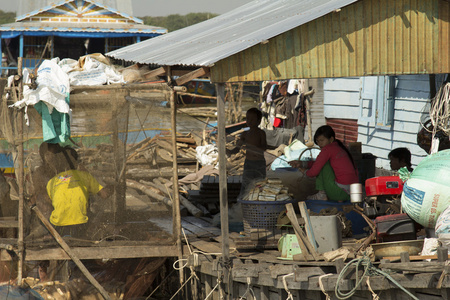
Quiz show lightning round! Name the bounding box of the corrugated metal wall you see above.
[309,78,326,135]
[326,118,358,144]
[212,0,450,83]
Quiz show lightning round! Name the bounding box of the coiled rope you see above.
[430,82,450,136]
[334,255,419,300]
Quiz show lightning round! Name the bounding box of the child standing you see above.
[227,108,267,199]
[290,125,359,202]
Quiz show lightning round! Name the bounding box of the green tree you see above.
[140,13,217,32]
[0,10,15,25]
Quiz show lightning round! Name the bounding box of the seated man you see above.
[46,146,111,238]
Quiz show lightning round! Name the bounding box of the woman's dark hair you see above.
[314,125,356,169]
[246,107,263,123]
[389,147,412,171]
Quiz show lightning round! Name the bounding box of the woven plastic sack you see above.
[401,149,450,228]
[436,205,450,236]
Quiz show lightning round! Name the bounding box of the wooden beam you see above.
[175,67,210,86]
[142,66,166,79]
[285,203,319,261]
[298,202,317,251]
[0,220,18,228]
[3,245,180,261]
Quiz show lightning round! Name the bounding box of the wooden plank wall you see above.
[358,75,430,169]
[323,75,431,170]
[309,78,326,136]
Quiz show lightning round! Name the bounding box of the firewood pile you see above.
[243,178,292,202]
[226,150,245,175]
[76,133,198,183]
[126,133,198,166]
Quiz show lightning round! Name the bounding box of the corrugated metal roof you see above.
[106,0,358,67]
[0,21,167,35]
[18,0,134,20]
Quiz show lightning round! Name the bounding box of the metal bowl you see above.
[371,240,424,259]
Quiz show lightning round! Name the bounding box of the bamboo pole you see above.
[17,57,24,284]
[216,83,230,298]
[177,92,217,100]
[70,83,187,92]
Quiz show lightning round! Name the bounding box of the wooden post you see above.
[111,93,126,224]
[216,83,230,298]
[17,57,24,284]
[169,89,184,288]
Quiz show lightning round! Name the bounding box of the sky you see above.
[0,0,254,17]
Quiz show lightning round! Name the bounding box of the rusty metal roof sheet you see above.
[106,0,358,67]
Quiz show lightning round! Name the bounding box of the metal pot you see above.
[371,240,424,259]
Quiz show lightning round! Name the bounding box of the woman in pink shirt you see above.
[290,125,359,202]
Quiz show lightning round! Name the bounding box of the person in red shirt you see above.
[290,125,359,202]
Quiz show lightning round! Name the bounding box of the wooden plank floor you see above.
[149,216,221,238]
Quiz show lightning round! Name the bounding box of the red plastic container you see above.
[365,176,404,196]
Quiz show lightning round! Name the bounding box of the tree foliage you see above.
[0,10,15,25]
[0,9,215,32]
[140,13,218,32]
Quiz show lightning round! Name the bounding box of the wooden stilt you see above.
[216,83,230,298]
[17,57,24,284]
[169,88,185,295]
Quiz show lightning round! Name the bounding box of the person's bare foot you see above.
[308,190,328,200]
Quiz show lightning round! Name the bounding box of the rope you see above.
[145,268,176,300]
[204,279,220,300]
[238,277,256,300]
[366,277,380,300]
[318,273,333,300]
[173,258,188,271]
[168,272,197,300]
[429,82,450,136]
[334,255,419,300]
[182,227,193,255]
[282,273,295,300]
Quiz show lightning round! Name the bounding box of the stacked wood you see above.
[224,131,246,175]
[126,133,198,166]
[126,178,203,217]
[226,151,245,176]
[178,107,245,119]
[73,133,208,218]
[243,178,292,202]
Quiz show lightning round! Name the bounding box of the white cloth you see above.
[10,58,70,114]
[287,79,299,94]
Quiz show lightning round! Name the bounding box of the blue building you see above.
[0,0,166,74]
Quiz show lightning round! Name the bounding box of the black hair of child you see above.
[246,107,263,123]
[314,125,356,169]
[389,147,412,170]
